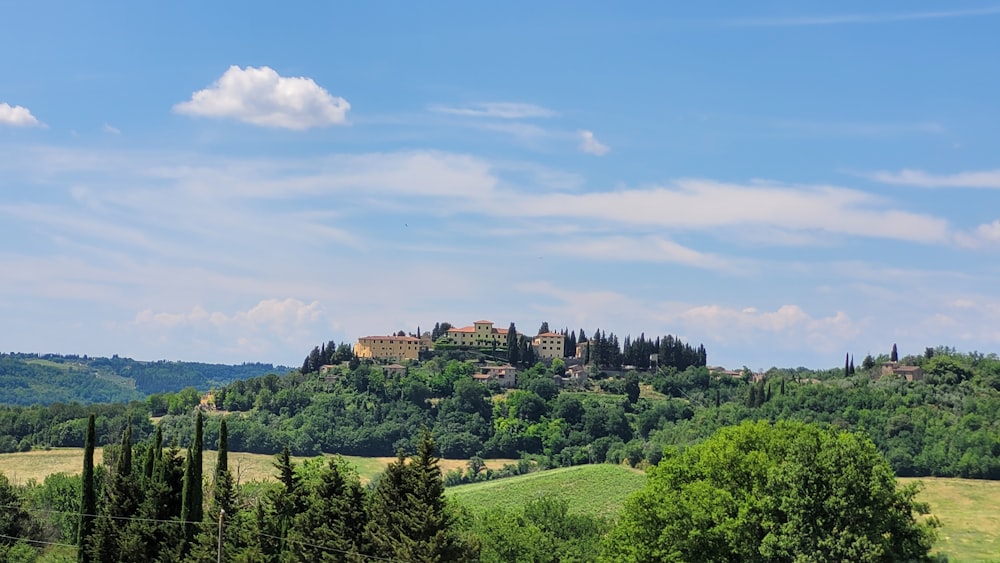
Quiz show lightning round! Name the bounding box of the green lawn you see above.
[901,476,1000,562]
[447,464,647,519]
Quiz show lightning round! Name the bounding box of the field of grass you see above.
[0,448,515,486]
[3,449,997,560]
[447,463,646,519]
[901,476,1000,562]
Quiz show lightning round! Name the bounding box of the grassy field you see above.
[900,476,1000,562]
[447,464,646,519]
[0,448,515,485]
[3,450,997,560]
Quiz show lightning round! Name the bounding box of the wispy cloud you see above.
[102,123,121,135]
[867,168,1000,189]
[173,65,350,130]
[727,7,1000,27]
[429,102,556,119]
[542,235,743,273]
[0,102,44,128]
[955,220,1000,248]
[577,129,610,156]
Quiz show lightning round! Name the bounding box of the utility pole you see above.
[217,509,225,563]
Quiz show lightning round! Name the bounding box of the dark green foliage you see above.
[366,431,474,561]
[863,354,876,370]
[605,421,939,561]
[284,458,369,561]
[78,413,96,563]
[624,372,640,404]
[180,411,204,549]
[892,343,900,362]
[0,472,39,560]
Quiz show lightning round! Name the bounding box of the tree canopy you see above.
[604,420,939,562]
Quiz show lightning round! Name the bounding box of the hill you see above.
[0,353,287,405]
[447,464,646,519]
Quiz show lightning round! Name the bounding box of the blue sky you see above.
[3,2,1000,369]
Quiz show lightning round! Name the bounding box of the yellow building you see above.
[354,335,424,361]
[446,320,513,348]
[532,332,565,360]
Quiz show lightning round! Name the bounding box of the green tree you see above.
[285,458,369,561]
[180,410,204,549]
[507,323,520,366]
[624,373,640,405]
[891,343,899,362]
[366,431,474,561]
[603,420,938,562]
[77,413,96,563]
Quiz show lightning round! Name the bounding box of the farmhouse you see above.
[880,362,925,382]
[472,364,517,388]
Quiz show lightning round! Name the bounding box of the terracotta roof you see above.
[448,326,475,333]
[359,335,421,341]
[474,320,493,324]
[472,374,491,380]
[495,328,509,334]
[536,332,563,337]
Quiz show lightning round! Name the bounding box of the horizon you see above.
[3,2,999,370]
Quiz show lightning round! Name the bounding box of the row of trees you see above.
[0,420,940,561]
[68,412,473,561]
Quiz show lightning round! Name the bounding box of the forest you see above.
[0,353,286,406]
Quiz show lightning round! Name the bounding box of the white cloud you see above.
[727,7,1000,27]
[955,219,1000,248]
[542,235,743,272]
[173,65,350,130]
[0,103,43,127]
[577,130,610,156]
[495,179,949,244]
[135,298,324,347]
[430,102,556,119]
[867,168,1000,188]
[102,123,121,135]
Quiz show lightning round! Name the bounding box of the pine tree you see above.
[286,459,369,561]
[365,432,473,561]
[77,414,96,563]
[538,321,550,335]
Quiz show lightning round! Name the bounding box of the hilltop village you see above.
[342,319,711,390]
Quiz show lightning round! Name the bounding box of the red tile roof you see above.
[536,332,563,337]
[448,326,475,333]
[474,320,493,324]
[359,335,421,341]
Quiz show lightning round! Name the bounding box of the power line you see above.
[0,533,75,548]
[1,504,410,562]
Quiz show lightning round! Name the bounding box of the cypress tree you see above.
[181,411,204,548]
[507,323,520,365]
[849,355,856,375]
[891,343,899,362]
[77,414,96,563]
[845,353,850,377]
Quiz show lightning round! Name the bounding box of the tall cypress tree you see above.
[181,411,204,548]
[77,414,96,563]
[506,323,520,365]
[891,343,899,362]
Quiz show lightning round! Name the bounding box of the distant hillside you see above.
[447,464,647,519]
[0,353,288,406]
